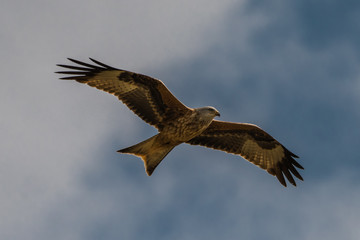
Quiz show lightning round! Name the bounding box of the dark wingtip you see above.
[89,57,118,70]
[291,159,304,170]
[275,167,287,187]
[89,57,105,66]
[278,177,287,187]
[56,57,113,81]
[67,57,77,62]
[58,76,76,80]
[282,166,296,186]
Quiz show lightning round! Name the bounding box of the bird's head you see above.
[195,106,220,118]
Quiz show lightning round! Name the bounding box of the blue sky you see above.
[1,0,360,239]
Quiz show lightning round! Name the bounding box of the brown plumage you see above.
[56,58,304,187]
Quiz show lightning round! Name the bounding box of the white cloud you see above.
[1,0,241,69]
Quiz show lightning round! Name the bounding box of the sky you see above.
[1,0,360,239]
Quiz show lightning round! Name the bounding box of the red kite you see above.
[57,58,303,187]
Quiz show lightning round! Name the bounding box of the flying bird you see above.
[56,58,303,187]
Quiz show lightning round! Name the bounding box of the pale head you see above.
[195,106,220,118]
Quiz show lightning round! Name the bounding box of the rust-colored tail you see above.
[117,134,175,175]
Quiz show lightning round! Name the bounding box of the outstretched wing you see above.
[187,120,303,187]
[56,58,191,130]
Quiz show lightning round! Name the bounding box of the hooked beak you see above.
[215,111,220,117]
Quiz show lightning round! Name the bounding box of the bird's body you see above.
[57,58,304,187]
[120,107,220,175]
[161,107,220,141]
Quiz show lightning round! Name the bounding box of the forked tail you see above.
[117,134,175,175]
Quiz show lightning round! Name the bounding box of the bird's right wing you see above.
[56,58,191,130]
[187,120,303,187]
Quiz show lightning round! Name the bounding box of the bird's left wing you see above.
[187,120,303,187]
[56,58,191,130]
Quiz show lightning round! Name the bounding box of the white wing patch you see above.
[241,139,285,169]
[83,71,140,96]
[100,71,139,92]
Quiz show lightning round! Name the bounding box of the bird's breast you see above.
[161,113,213,142]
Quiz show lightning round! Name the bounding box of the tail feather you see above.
[117,135,175,175]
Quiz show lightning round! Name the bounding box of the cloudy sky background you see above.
[1,0,360,239]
